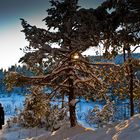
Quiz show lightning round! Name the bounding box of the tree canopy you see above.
[5,0,140,127]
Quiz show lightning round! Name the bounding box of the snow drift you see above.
[1,114,140,140]
[30,114,140,140]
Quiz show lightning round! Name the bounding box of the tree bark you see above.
[123,47,126,62]
[61,93,64,108]
[128,48,134,116]
[129,61,134,116]
[68,59,77,127]
[68,76,77,127]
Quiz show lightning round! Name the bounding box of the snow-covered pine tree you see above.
[100,0,140,116]
[19,86,50,127]
[5,0,140,127]
[5,0,111,127]
[86,100,115,127]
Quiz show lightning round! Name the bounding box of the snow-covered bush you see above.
[86,101,115,127]
[46,105,68,131]
[19,86,50,127]
[18,86,68,130]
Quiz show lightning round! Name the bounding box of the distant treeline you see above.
[0,65,33,95]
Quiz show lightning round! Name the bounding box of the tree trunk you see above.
[68,77,77,127]
[61,93,64,109]
[123,47,126,62]
[128,48,134,116]
[129,61,134,116]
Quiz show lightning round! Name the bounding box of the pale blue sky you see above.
[0,0,105,69]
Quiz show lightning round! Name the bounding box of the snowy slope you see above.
[1,114,140,140]
[28,114,140,140]
[1,94,140,140]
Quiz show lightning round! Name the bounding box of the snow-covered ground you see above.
[0,94,140,140]
[1,114,140,140]
[76,99,103,128]
[0,94,25,122]
[0,125,50,140]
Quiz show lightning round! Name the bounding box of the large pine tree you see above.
[5,0,140,127]
[5,0,111,127]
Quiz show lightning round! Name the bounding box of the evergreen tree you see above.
[99,0,140,116]
[0,69,7,95]
[19,86,50,127]
[5,0,111,127]
[5,0,140,127]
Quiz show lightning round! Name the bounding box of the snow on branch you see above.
[69,99,79,106]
